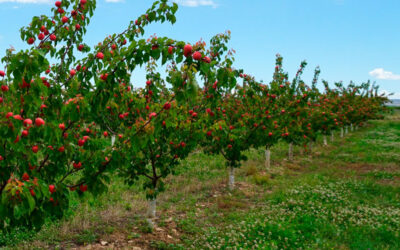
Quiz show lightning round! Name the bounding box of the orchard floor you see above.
[2,109,400,249]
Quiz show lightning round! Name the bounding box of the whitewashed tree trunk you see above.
[228,167,235,190]
[265,147,271,170]
[331,131,334,142]
[309,142,313,154]
[146,198,157,228]
[341,127,344,138]
[323,135,328,146]
[345,126,348,135]
[111,135,116,147]
[148,198,157,218]
[350,123,354,132]
[355,125,358,131]
[288,143,293,161]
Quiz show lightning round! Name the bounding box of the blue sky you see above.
[0,0,399,98]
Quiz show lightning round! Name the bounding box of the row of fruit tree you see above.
[0,0,387,231]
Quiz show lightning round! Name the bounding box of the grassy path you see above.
[3,109,400,249]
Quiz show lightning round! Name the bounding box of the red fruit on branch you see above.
[38,33,45,40]
[30,189,35,197]
[163,102,171,110]
[183,44,192,57]
[1,85,9,92]
[35,118,45,127]
[61,16,69,23]
[0,70,4,77]
[73,162,82,169]
[78,139,85,147]
[32,145,39,153]
[22,130,29,137]
[149,112,157,119]
[100,73,108,81]
[78,44,84,51]
[168,46,174,54]
[13,115,23,120]
[203,56,211,63]
[27,37,35,44]
[146,80,152,86]
[192,51,202,60]
[70,69,76,76]
[103,131,108,137]
[55,1,61,7]
[96,52,104,60]
[59,123,65,130]
[22,173,29,181]
[49,185,56,194]
[50,34,57,41]
[80,184,88,192]
[58,146,65,152]
[75,24,81,30]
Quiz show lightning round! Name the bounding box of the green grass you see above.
[2,110,400,249]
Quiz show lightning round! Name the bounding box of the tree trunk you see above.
[323,135,328,146]
[345,126,348,135]
[309,142,313,155]
[111,135,116,147]
[228,167,235,190]
[341,127,344,138]
[145,198,157,228]
[331,131,334,142]
[350,123,354,132]
[288,143,293,161]
[148,198,157,218]
[265,147,271,171]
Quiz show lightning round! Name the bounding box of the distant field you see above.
[2,109,399,249]
[387,99,400,107]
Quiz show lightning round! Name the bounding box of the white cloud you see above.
[0,0,51,3]
[105,0,124,2]
[333,0,344,5]
[173,0,218,8]
[369,68,400,80]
